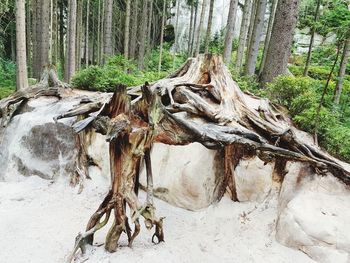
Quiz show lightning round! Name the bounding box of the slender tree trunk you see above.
[65,0,77,82]
[129,0,139,59]
[333,38,350,104]
[32,0,38,78]
[59,0,65,73]
[51,0,58,65]
[188,3,194,56]
[103,0,114,60]
[76,0,83,69]
[146,0,154,56]
[245,0,257,56]
[194,0,209,57]
[260,0,300,85]
[204,0,215,53]
[124,0,131,59]
[15,0,29,90]
[40,0,50,70]
[158,0,166,73]
[172,0,181,69]
[85,0,90,66]
[26,0,32,77]
[259,0,278,75]
[190,1,199,56]
[244,0,267,75]
[138,0,149,69]
[223,0,239,65]
[314,44,341,145]
[97,0,102,64]
[236,0,252,72]
[303,0,321,76]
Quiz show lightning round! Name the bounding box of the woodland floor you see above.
[0,173,317,263]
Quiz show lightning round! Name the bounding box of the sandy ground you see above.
[0,175,315,263]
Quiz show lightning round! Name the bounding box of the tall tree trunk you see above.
[194,0,209,57]
[76,0,83,70]
[15,0,29,90]
[65,0,77,82]
[259,0,278,76]
[40,0,50,71]
[236,0,252,72]
[187,3,194,56]
[59,0,65,73]
[97,0,102,64]
[26,0,32,76]
[223,0,239,65]
[172,0,181,69]
[138,0,149,69]
[260,0,300,85]
[314,44,341,145]
[146,0,154,56]
[85,0,90,66]
[103,0,114,61]
[129,0,139,59]
[333,38,350,104]
[244,0,267,76]
[51,0,58,65]
[204,0,215,53]
[245,0,257,57]
[303,0,321,76]
[124,0,131,59]
[190,1,199,56]
[32,0,38,78]
[158,0,166,73]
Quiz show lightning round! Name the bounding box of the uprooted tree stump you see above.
[1,55,349,262]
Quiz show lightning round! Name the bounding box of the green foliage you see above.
[71,47,186,92]
[266,75,350,161]
[0,58,15,99]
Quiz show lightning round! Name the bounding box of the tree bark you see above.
[76,0,83,70]
[64,0,77,82]
[204,0,215,53]
[85,0,90,67]
[259,0,300,85]
[124,0,131,59]
[236,0,252,72]
[223,0,239,65]
[190,1,199,56]
[146,0,154,56]
[15,0,29,90]
[194,0,209,57]
[259,0,278,76]
[103,0,114,60]
[59,0,65,72]
[158,0,166,73]
[244,0,267,76]
[333,38,350,104]
[129,0,139,60]
[138,0,149,70]
[188,2,194,56]
[303,0,321,77]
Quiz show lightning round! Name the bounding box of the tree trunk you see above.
[194,0,209,57]
[146,0,154,56]
[51,0,58,65]
[124,0,131,59]
[97,0,102,64]
[26,0,32,77]
[32,0,38,78]
[259,0,278,76]
[103,0,114,60]
[172,0,181,69]
[188,3,194,56]
[15,0,29,90]
[244,0,267,76]
[245,0,257,58]
[40,0,50,72]
[333,38,350,104]
[76,0,83,70]
[259,0,300,85]
[59,0,65,73]
[236,0,252,72]
[129,0,139,60]
[190,0,199,56]
[85,0,90,67]
[223,0,239,65]
[314,44,341,145]
[204,0,215,53]
[303,0,321,77]
[138,0,148,70]
[65,0,77,82]
[158,0,166,73]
